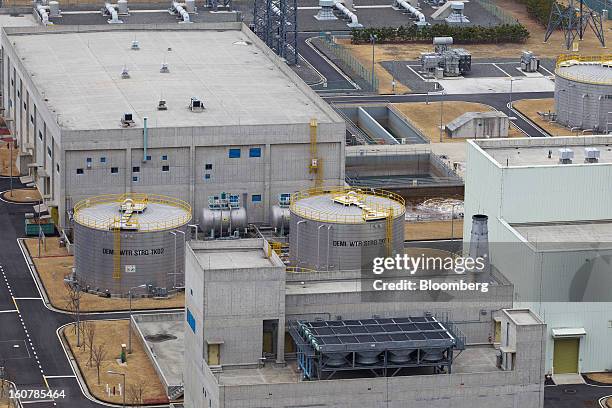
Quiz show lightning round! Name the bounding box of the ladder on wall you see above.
[112,219,121,280]
[385,209,393,257]
[309,118,323,188]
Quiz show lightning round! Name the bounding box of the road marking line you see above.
[21,400,55,404]
[0,309,18,313]
[492,63,512,77]
[13,297,43,300]
[406,65,425,81]
[11,296,19,313]
[44,375,76,379]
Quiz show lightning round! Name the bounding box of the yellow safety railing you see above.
[73,193,192,232]
[290,186,405,224]
[555,54,612,85]
[286,266,319,274]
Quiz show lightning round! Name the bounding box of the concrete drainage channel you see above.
[335,104,429,145]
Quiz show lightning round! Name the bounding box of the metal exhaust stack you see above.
[468,214,490,279]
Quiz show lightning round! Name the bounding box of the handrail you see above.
[73,193,192,232]
[556,54,612,85]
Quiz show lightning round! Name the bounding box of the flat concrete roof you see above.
[133,313,184,388]
[195,247,275,269]
[0,14,38,27]
[511,220,612,246]
[6,25,336,130]
[472,136,612,167]
[504,309,543,326]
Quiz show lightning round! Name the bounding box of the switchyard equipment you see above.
[73,194,191,296]
[201,192,247,238]
[421,37,471,78]
[289,187,405,271]
[252,0,298,64]
[520,51,540,73]
[289,315,466,380]
[554,55,612,131]
[545,0,605,50]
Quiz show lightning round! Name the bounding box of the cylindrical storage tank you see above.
[554,56,612,132]
[117,0,128,14]
[289,187,405,271]
[73,194,191,296]
[270,205,290,234]
[201,207,247,238]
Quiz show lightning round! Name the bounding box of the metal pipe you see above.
[326,225,332,271]
[317,225,325,269]
[142,117,148,162]
[172,1,190,22]
[36,4,50,25]
[334,1,362,27]
[104,3,120,23]
[395,0,425,22]
[169,231,177,288]
[295,221,306,265]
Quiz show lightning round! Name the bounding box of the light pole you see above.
[509,77,522,110]
[369,34,377,92]
[107,371,126,407]
[128,284,147,354]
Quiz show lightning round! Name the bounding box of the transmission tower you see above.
[545,0,605,50]
[253,0,298,65]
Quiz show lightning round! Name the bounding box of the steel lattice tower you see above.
[253,0,298,65]
[545,0,605,50]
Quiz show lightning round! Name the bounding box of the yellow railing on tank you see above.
[73,193,192,232]
[289,186,405,224]
[555,54,612,85]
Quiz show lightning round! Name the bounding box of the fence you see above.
[318,32,379,92]
[473,0,519,25]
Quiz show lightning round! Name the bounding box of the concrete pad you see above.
[553,373,585,385]
[437,76,555,95]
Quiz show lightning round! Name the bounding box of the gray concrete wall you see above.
[448,116,509,139]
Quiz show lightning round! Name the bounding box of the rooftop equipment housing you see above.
[558,148,574,164]
[289,315,466,380]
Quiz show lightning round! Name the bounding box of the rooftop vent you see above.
[160,62,170,73]
[558,148,574,164]
[584,147,600,163]
[189,97,204,112]
[117,0,128,14]
[121,65,130,79]
[121,113,134,127]
[49,1,61,18]
[131,40,140,50]
[157,99,168,110]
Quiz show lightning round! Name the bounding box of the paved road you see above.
[322,92,555,137]
[297,33,356,91]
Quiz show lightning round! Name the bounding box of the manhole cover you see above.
[563,389,577,394]
[145,333,177,343]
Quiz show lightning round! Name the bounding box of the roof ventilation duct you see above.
[49,1,61,18]
[121,65,130,79]
[160,62,170,73]
[35,3,52,25]
[468,214,490,278]
[558,148,574,164]
[170,1,192,23]
[117,0,129,14]
[103,3,123,23]
[131,40,140,50]
[393,0,427,26]
[334,1,362,28]
[584,147,600,163]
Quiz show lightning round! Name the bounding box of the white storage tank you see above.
[201,192,247,238]
[289,187,405,271]
[73,194,191,296]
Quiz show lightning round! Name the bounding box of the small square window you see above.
[249,147,261,158]
[190,289,193,296]
[162,165,170,172]
[86,157,92,163]
[100,157,107,163]
[76,168,84,175]
[162,155,168,161]
[111,167,119,174]
[228,148,240,159]
[205,163,212,170]
[132,176,139,182]
[204,173,211,180]
[132,166,140,173]
[252,194,262,203]
[145,155,152,161]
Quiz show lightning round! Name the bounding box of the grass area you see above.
[63,320,168,405]
[405,220,463,241]
[0,141,19,177]
[338,0,610,82]
[1,188,41,203]
[512,98,584,136]
[24,238,185,312]
[391,101,523,143]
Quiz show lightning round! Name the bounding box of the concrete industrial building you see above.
[183,238,547,408]
[445,111,509,139]
[463,135,612,375]
[0,23,345,231]
[554,55,612,132]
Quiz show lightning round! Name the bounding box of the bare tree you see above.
[127,381,145,407]
[91,343,107,385]
[82,321,96,367]
[63,283,82,347]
